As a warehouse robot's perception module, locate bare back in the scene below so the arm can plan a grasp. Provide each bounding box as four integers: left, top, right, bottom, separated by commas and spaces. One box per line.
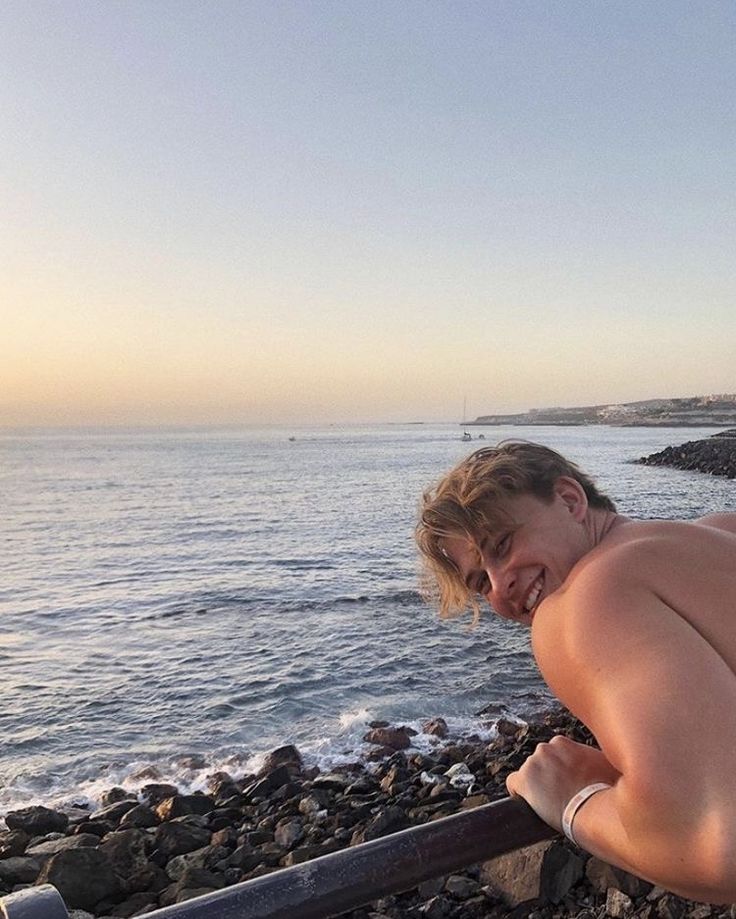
528, 510, 736, 896
591, 514, 736, 677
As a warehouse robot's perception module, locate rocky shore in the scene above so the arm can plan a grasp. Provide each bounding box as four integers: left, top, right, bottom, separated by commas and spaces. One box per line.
636, 431, 736, 478
1, 709, 732, 918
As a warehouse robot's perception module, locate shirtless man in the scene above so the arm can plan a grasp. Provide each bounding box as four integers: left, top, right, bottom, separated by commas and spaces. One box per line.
416, 441, 736, 902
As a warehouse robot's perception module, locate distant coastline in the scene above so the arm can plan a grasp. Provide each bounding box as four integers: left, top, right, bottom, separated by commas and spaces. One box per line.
465, 394, 736, 428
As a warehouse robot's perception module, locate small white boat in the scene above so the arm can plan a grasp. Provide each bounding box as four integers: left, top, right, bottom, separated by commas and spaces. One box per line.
462, 431, 472, 441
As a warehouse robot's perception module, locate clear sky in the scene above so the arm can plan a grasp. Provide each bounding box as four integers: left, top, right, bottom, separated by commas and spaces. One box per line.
2, 1, 734, 426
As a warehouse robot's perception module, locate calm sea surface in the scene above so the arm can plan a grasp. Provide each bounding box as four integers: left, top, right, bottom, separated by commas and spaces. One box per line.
2, 423, 734, 814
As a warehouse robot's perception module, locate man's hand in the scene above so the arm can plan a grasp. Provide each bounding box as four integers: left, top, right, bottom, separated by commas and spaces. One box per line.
506, 735, 620, 831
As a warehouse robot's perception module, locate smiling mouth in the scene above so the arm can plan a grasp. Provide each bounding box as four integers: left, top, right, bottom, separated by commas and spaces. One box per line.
523, 571, 545, 616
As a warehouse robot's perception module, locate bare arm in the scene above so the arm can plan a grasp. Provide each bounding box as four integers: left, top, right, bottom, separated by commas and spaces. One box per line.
508, 552, 736, 901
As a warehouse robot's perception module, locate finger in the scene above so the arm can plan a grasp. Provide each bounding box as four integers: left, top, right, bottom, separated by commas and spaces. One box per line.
506, 771, 521, 798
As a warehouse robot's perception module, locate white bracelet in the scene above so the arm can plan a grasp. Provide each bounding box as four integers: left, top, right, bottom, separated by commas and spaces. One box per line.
561, 782, 611, 847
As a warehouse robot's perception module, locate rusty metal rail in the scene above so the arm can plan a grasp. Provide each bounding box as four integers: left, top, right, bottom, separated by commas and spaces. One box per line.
1, 796, 557, 919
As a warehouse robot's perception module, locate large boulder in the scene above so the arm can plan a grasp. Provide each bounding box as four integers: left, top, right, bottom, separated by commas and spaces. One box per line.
154, 819, 211, 859
0, 855, 42, 886
155, 794, 215, 821
259, 745, 303, 776
26, 833, 99, 861
118, 804, 158, 829
99, 829, 150, 878
140, 783, 179, 806
0, 829, 30, 857
35, 847, 121, 910
480, 839, 584, 906
89, 800, 138, 824
4, 805, 69, 836
363, 727, 415, 750
422, 718, 449, 739
165, 845, 228, 881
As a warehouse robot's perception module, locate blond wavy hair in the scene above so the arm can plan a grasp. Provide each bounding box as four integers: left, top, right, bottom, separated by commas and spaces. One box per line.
416, 441, 616, 620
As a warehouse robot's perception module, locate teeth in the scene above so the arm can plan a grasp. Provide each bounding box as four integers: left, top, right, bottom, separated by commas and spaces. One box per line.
524, 575, 544, 612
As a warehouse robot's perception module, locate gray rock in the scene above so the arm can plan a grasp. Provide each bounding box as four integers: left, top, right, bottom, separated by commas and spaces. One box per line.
259, 745, 304, 776
155, 794, 215, 821
363, 727, 413, 750
218, 845, 263, 873
90, 800, 139, 825
5, 805, 69, 836
165, 845, 227, 881
422, 718, 449, 738
354, 806, 409, 844
126, 862, 169, 895
246, 766, 292, 798
139, 783, 179, 807
481, 839, 583, 907
418, 877, 445, 899
586, 856, 653, 897
159, 871, 222, 907
480, 839, 551, 906
444, 874, 480, 899
606, 887, 635, 918
35, 847, 121, 910
312, 773, 351, 792
153, 820, 211, 859
274, 819, 304, 849
657, 894, 688, 919
108, 892, 159, 918
0, 855, 42, 885
281, 843, 325, 866
100, 788, 135, 807
539, 842, 585, 903
119, 805, 158, 830
0, 829, 30, 857
26, 833, 99, 860
418, 895, 452, 917
688, 907, 713, 919
99, 829, 149, 878
177, 866, 225, 890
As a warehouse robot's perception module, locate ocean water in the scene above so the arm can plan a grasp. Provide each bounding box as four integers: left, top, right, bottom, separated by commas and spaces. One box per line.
2, 423, 734, 815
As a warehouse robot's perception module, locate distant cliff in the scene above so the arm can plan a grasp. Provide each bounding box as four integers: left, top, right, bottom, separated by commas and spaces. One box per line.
468, 395, 736, 428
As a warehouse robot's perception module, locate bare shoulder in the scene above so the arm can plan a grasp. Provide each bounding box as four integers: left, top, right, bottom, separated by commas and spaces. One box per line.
530, 537, 684, 719
696, 512, 736, 536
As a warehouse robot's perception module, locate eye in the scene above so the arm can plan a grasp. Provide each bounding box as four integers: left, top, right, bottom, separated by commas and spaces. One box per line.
475, 572, 490, 596
495, 533, 510, 556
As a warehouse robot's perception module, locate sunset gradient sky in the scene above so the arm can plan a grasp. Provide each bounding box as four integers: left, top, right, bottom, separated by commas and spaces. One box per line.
2, 1, 734, 426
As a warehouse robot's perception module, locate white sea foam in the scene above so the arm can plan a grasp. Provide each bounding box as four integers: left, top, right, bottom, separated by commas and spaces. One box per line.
1, 712, 506, 819
338, 706, 374, 730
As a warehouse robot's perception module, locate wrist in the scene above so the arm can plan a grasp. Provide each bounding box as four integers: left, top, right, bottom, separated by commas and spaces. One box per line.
561, 782, 611, 847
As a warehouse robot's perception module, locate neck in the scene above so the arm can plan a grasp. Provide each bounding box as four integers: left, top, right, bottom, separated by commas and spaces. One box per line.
584, 507, 625, 548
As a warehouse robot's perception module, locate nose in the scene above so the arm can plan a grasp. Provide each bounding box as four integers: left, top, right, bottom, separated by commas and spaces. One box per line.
483, 562, 517, 609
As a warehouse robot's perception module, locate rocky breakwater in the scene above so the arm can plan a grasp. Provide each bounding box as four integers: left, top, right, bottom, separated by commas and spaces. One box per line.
636, 431, 736, 478
1, 710, 731, 918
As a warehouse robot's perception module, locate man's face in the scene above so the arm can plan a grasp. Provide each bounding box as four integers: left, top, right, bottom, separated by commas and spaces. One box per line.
440, 481, 588, 626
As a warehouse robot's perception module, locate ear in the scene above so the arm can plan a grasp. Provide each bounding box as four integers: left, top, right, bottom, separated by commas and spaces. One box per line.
553, 476, 588, 522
